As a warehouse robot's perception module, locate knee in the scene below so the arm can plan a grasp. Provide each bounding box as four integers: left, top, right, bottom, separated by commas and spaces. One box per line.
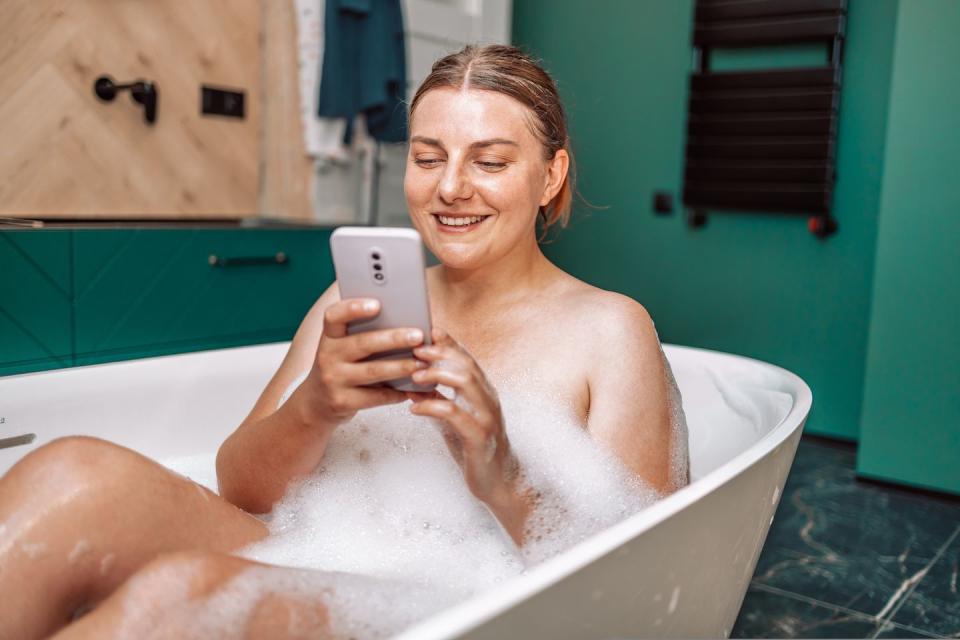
3, 436, 137, 493
116, 552, 332, 638
82, 551, 252, 636
126, 551, 249, 602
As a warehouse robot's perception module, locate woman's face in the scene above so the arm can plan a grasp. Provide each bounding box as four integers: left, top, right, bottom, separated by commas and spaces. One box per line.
405, 87, 566, 270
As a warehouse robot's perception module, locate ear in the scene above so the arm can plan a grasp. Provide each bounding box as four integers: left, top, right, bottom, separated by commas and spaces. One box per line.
539, 149, 570, 207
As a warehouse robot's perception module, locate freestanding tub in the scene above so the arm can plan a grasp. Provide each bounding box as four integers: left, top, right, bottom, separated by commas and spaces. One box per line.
0, 342, 810, 638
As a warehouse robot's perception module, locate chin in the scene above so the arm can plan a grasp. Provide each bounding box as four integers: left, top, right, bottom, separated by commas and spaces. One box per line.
432, 246, 486, 270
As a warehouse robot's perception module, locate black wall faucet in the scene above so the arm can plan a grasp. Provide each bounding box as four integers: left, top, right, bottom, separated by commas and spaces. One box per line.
94, 75, 158, 125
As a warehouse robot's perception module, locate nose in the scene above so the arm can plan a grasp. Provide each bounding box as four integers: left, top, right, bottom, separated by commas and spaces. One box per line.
437, 159, 474, 204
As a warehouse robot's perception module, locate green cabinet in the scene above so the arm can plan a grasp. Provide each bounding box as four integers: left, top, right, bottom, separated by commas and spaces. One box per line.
0, 227, 335, 375
0, 231, 73, 375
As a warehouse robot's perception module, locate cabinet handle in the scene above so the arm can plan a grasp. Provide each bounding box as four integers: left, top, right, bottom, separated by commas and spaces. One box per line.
0, 433, 36, 451
208, 252, 288, 267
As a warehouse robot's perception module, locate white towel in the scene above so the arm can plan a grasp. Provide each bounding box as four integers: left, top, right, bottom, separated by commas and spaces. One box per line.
295, 0, 350, 161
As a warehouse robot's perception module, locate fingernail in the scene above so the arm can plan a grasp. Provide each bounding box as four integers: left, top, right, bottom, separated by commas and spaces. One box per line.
412, 370, 426, 381
407, 329, 423, 343
363, 300, 379, 312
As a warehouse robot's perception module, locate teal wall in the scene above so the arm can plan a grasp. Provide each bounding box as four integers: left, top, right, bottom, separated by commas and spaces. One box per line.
856, 0, 960, 494
513, 0, 899, 440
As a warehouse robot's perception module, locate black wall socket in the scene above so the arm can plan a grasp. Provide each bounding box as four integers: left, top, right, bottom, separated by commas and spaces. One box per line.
201, 86, 245, 119
653, 191, 674, 215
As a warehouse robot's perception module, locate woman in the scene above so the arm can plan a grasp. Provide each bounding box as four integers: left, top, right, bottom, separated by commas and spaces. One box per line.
0, 45, 688, 639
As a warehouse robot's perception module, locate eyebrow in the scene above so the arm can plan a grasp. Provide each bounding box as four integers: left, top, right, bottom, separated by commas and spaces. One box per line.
410, 136, 519, 149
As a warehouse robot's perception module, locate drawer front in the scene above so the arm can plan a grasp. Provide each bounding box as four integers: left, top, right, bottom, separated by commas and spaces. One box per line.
0, 231, 73, 375
73, 228, 334, 362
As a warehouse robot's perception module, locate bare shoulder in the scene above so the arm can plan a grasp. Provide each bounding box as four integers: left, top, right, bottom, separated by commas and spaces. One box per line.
554, 280, 681, 493
554, 278, 660, 354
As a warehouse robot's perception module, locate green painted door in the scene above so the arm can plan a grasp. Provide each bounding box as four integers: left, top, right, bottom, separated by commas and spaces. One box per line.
857, 0, 960, 495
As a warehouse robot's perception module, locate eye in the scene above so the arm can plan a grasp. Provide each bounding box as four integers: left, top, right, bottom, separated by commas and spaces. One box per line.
476, 161, 508, 171
413, 158, 444, 168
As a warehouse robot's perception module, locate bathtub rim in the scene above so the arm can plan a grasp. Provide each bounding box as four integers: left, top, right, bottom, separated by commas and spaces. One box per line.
397, 343, 812, 640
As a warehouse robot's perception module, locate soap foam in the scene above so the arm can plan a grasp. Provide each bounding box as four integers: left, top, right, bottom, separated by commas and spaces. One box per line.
118, 561, 458, 640
162, 357, 690, 638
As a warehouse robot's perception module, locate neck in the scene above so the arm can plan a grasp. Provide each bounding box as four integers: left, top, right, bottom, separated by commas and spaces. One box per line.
431, 232, 554, 314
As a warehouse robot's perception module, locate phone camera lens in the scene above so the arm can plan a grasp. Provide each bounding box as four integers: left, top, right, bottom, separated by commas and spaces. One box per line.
373, 263, 382, 271
374, 272, 384, 281
371, 252, 381, 260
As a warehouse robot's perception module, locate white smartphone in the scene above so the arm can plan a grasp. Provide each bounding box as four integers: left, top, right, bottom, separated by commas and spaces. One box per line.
329, 226, 435, 393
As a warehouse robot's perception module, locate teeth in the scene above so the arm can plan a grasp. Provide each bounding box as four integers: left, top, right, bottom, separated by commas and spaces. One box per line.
437, 215, 486, 226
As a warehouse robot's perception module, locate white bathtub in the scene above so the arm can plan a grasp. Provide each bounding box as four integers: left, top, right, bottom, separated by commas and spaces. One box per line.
0, 342, 810, 638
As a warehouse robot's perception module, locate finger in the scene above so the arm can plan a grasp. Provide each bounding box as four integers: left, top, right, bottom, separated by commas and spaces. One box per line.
340, 357, 428, 386
411, 367, 490, 421
341, 327, 425, 362
322, 298, 380, 339
409, 366, 469, 391
410, 399, 486, 445
346, 386, 409, 411
414, 330, 476, 369
405, 389, 441, 402
411, 346, 484, 401
410, 342, 470, 366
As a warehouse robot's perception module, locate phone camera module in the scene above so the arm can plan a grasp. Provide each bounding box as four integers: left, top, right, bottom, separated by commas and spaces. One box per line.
374, 272, 384, 281
371, 252, 381, 260
373, 263, 382, 271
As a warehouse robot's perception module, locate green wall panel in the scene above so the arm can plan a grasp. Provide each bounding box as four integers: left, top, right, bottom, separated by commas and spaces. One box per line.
0, 228, 335, 376
513, 0, 899, 440
857, 0, 960, 494
0, 231, 73, 374
73, 229, 334, 362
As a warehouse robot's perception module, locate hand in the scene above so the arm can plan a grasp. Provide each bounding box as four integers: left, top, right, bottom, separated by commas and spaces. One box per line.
300, 298, 429, 426
406, 328, 523, 506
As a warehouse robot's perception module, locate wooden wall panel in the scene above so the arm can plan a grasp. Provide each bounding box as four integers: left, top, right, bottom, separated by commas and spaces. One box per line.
260, 0, 314, 222
0, 0, 261, 218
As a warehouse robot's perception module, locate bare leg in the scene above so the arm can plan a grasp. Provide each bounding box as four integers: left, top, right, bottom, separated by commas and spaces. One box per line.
51, 551, 331, 640
0, 437, 269, 640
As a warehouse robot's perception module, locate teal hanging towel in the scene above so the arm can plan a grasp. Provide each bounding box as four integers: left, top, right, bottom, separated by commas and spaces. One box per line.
317, 0, 408, 143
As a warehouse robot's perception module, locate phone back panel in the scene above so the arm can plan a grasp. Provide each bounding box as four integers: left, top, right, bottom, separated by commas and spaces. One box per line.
329, 227, 433, 391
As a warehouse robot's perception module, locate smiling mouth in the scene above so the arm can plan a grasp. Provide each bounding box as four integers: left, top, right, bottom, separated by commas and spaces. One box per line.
431, 214, 492, 232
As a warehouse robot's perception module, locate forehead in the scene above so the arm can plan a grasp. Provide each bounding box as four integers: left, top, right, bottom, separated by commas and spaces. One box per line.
409, 87, 537, 144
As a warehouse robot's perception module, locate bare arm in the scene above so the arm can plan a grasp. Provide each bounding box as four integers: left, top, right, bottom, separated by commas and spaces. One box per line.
406, 328, 535, 546
585, 296, 685, 495
217, 282, 430, 513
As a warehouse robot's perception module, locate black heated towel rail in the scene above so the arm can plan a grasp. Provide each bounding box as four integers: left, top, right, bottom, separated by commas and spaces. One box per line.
682, 0, 847, 237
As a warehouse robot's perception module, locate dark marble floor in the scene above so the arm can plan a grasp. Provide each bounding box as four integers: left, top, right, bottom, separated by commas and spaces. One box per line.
732, 436, 960, 639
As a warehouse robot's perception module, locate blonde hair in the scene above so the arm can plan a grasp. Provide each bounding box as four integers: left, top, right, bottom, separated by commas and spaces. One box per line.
409, 44, 575, 240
